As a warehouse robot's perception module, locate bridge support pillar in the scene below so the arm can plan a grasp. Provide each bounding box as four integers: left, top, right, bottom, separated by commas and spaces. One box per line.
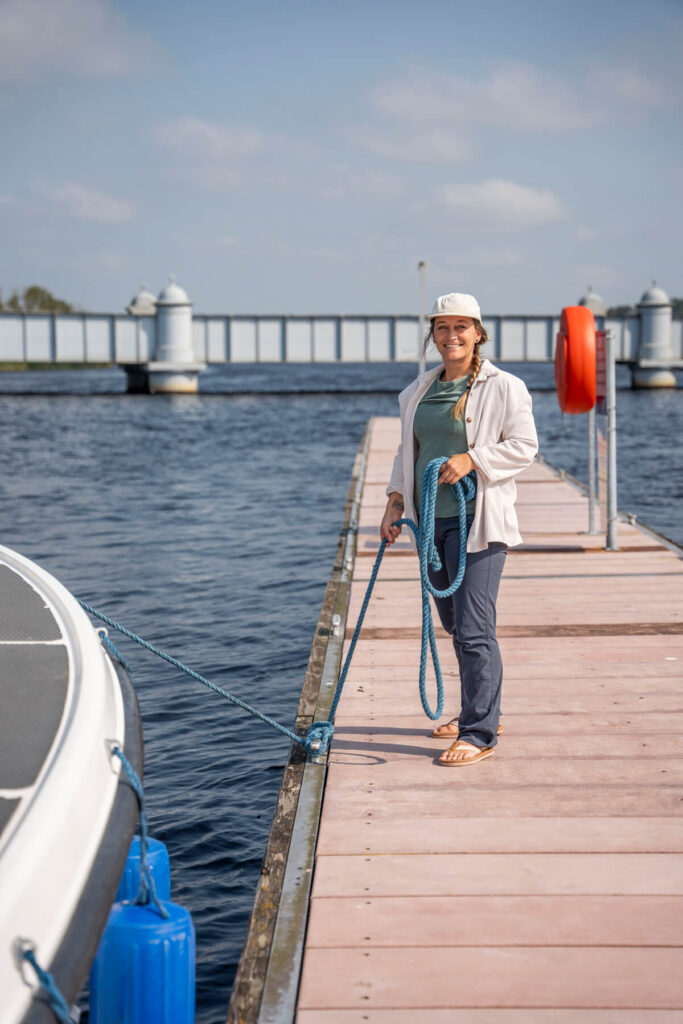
632, 281, 676, 388
146, 277, 205, 394
146, 363, 203, 394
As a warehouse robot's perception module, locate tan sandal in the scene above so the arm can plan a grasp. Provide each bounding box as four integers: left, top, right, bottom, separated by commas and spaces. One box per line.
431, 719, 503, 739
438, 740, 495, 767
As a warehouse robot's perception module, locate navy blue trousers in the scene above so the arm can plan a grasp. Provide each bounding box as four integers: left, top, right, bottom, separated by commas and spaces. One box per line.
427, 515, 507, 749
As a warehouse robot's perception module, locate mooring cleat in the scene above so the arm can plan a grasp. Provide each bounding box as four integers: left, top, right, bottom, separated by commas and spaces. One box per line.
304, 720, 334, 759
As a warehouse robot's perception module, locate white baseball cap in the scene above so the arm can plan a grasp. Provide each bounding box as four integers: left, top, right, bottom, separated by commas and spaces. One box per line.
428, 292, 481, 321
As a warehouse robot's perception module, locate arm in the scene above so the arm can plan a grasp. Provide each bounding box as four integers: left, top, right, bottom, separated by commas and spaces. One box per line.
380, 491, 405, 544
386, 443, 404, 497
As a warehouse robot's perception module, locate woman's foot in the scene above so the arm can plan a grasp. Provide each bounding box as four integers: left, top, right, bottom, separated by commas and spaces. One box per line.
431, 719, 503, 739
438, 740, 495, 766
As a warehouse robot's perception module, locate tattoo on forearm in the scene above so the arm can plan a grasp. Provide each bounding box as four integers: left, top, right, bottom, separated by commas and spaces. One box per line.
391, 500, 404, 511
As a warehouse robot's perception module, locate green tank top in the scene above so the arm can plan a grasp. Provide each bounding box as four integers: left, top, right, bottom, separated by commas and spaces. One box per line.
413, 373, 477, 518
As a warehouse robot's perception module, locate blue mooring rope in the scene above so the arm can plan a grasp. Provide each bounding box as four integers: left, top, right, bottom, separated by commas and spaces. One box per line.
324, 457, 474, 737
80, 456, 473, 759
111, 747, 169, 919
80, 603, 312, 752
20, 946, 73, 1024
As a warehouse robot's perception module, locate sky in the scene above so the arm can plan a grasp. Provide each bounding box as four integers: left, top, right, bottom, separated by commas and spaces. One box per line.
0, 0, 681, 315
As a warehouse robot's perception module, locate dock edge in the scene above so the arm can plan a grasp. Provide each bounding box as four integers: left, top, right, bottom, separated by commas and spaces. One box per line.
226, 419, 372, 1024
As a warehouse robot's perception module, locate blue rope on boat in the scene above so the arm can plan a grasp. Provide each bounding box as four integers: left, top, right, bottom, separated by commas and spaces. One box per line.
99, 630, 133, 676
21, 946, 73, 1024
112, 747, 169, 919
81, 456, 472, 759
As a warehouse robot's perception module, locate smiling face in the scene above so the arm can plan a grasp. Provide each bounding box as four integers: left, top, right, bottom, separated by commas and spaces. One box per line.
432, 315, 481, 380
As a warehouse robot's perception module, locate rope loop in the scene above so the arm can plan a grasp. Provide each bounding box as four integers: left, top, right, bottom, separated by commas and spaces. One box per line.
325, 457, 473, 723
112, 746, 169, 919
19, 945, 74, 1024
303, 720, 335, 756
98, 629, 133, 675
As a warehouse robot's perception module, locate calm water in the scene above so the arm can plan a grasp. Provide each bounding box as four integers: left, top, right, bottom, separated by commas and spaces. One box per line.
1, 362, 680, 1023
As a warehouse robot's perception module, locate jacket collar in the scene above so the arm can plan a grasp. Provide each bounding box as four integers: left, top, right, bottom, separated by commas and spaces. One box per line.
475, 358, 499, 383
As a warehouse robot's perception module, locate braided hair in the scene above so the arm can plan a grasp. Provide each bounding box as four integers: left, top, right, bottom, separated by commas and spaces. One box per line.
451, 343, 483, 420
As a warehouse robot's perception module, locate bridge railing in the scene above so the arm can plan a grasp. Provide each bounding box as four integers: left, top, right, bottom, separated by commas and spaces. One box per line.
0, 313, 155, 364
1, 312, 681, 364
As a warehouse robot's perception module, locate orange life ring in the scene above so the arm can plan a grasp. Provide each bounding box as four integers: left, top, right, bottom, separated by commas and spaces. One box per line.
555, 305, 596, 414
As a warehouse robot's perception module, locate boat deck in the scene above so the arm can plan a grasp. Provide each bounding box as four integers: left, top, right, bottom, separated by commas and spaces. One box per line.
296, 415, 683, 1022
0, 560, 68, 845
0, 546, 141, 1024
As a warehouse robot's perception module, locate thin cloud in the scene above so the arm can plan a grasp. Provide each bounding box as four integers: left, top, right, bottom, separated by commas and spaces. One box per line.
35, 181, 134, 223
371, 62, 590, 133
154, 115, 405, 202
154, 117, 273, 189
316, 163, 405, 203
351, 126, 474, 165
154, 118, 266, 161
361, 56, 679, 169
587, 64, 669, 112
0, 0, 163, 84
441, 179, 569, 227
68, 249, 129, 272
576, 224, 599, 243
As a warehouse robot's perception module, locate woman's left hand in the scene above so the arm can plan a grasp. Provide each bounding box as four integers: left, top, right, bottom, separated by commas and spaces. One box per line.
438, 452, 475, 486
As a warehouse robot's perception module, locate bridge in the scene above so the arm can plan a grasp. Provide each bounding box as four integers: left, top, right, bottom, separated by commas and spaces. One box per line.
0, 279, 679, 392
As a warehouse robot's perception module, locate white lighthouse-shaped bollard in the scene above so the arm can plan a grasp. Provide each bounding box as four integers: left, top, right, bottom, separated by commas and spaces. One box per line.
147, 276, 205, 394
632, 281, 676, 388
578, 285, 607, 319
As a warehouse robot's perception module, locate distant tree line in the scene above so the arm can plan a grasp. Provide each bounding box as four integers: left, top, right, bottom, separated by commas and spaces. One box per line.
0, 286, 75, 313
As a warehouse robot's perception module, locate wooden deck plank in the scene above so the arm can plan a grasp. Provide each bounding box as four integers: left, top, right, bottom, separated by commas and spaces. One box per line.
315, 816, 683, 854
298, 1012, 683, 1023
295, 417, 683, 1019
298, 947, 683, 1009
319, 786, 683, 818
305, 895, 683, 946
311, 853, 683, 896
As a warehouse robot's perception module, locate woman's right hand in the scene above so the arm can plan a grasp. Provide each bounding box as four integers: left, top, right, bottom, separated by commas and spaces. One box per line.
380, 492, 405, 544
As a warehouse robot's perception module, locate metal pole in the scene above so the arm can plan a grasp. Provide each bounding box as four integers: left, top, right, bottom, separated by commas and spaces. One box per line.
418, 260, 426, 377
587, 405, 597, 533
606, 328, 618, 550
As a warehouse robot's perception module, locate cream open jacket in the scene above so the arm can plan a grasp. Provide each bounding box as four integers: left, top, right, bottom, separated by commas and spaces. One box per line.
386, 359, 539, 553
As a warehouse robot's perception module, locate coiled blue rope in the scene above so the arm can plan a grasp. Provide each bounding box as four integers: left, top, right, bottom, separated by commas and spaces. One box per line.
314, 457, 474, 752
80, 456, 472, 759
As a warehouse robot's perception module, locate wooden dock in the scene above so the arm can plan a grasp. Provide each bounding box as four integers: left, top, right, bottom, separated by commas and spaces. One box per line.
295, 415, 683, 1022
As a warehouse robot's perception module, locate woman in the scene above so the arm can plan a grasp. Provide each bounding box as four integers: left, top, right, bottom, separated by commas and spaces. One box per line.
380, 292, 538, 766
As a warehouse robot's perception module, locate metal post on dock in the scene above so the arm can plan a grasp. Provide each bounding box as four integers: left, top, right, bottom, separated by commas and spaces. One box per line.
606, 328, 618, 550
418, 261, 426, 377
587, 405, 598, 533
